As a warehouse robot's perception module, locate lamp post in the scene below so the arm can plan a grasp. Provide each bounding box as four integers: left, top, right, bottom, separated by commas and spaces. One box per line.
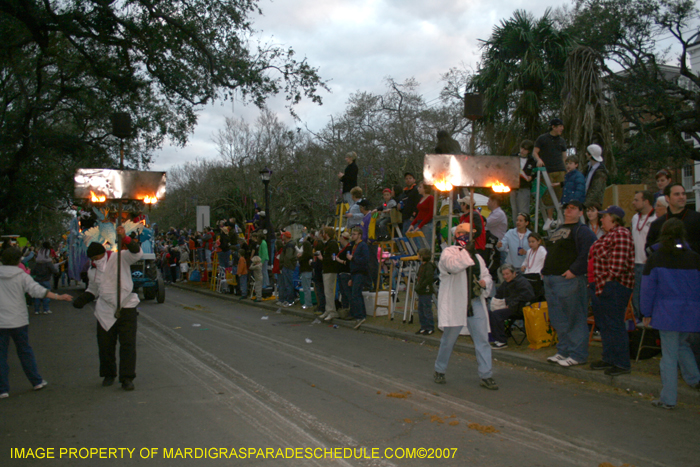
259, 167, 273, 261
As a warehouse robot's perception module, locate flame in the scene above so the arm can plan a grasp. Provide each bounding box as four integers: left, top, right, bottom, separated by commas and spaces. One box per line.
434, 178, 454, 192
142, 195, 158, 204
90, 191, 106, 203
490, 181, 511, 193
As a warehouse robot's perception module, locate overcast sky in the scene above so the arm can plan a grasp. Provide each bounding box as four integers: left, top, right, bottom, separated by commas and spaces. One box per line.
149, 0, 569, 171
149, 0, 692, 173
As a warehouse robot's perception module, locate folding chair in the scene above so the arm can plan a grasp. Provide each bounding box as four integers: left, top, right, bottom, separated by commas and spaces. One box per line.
503, 303, 528, 346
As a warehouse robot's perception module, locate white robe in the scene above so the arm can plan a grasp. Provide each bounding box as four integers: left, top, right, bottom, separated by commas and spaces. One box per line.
86, 248, 142, 331
437, 246, 493, 332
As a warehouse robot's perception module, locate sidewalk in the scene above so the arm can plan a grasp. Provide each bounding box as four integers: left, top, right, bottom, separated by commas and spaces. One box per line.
170, 281, 700, 405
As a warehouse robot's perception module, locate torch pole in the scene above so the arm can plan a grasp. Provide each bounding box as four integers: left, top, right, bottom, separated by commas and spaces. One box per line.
116, 139, 124, 319
469, 188, 474, 243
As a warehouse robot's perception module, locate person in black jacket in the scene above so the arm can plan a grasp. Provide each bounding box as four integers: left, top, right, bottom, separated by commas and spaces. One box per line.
338, 152, 359, 204
646, 183, 700, 255
396, 172, 422, 234
510, 139, 536, 225
488, 264, 535, 348
415, 248, 436, 335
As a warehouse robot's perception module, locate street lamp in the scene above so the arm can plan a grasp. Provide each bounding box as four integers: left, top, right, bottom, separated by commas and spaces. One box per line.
259, 168, 273, 279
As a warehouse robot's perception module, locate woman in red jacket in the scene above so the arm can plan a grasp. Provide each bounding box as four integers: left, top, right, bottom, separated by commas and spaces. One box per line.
407, 182, 434, 247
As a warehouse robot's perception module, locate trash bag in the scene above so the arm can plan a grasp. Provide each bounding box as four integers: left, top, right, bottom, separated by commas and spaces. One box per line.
523, 301, 557, 349
189, 269, 201, 282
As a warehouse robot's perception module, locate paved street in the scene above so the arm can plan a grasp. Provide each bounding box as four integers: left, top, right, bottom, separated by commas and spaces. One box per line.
2, 286, 699, 466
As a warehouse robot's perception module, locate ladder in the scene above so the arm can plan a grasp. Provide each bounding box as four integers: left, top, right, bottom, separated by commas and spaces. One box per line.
532, 167, 564, 233
372, 240, 396, 318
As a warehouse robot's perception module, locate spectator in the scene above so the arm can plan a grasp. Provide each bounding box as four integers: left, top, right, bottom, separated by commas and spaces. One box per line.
218, 226, 231, 270
311, 238, 325, 314
237, 248, 248, 299
338, 152, 359, 204
298, 232, 314, 310
375, 188, 397, 240
542, 200, 597, 368
358, 199, 378, 290
560, 155, 586, 205
30, 251, 58, 315
344, 186, 364, 230
641, 218, 700, 409
272, 233, 283, 298
485, 195, 508, 243
588, 206, 636, 376
630, 190, 656, 322
414, 248, 435, 335
1, 247, 72, 399
347, 226, 369, 329
510, 139, 536, 225
319, 227, 340, 321
522, 233, 547, 275
433, 223, 498, 390
202, 227, 213, 269
396, 172, 422, 234
533, 118, 567, 231
277, 231, 297, 307
336, 231, 353, 314
654, 196, 668, 219
653, 169, 672, 203
72, 227, 143, 391
488, 264, 536, 349
585, 201, 605, 239
250, 256, 263, 302
257, 233, 270, 289
647, 183, 700, 255
497, 213, 532, 270
583, 144, 608, 207
407, 182, 435, 247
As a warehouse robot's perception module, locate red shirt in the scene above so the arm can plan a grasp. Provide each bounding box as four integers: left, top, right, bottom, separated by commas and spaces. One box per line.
459, 211, 487, 250
589, 225, 635, 295
410, 195, 434, 229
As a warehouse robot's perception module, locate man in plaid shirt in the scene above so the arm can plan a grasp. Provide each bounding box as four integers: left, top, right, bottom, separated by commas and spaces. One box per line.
588, 205, 636, 376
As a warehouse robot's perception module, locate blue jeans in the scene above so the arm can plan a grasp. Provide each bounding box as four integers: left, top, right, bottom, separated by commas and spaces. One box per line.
419, 222, 433, 250
239, 274, 248, 297
435, 299, 492, 379
0, 326, 43, 393
590, 281, 632, 369
350, 273, 367, 319
281, 267, 295, 304
338, 273, 351, 309
300, 271, 313, 306
261, 260, 270, 288
218, 251, 230, 270
632, 263, 644, 321
33, 280, 51, 313
544, 275, 589, 362
417, 294, 434, 331
659, 331, 700, 406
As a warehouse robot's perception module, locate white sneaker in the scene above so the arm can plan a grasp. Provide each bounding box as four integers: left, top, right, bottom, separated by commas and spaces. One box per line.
33, 380, 48, 391
0, 392, 8, 399
324, 312, 339, 321
547, 353, 566, 364
319, 311, 329, 320
543, 218, 553, 231
558, 357, 585, 367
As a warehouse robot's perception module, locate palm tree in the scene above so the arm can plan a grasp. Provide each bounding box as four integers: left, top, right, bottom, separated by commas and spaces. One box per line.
470, 9, 574, 151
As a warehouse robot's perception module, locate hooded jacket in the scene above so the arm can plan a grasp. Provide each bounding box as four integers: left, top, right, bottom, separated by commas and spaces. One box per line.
0, 266, 50, 328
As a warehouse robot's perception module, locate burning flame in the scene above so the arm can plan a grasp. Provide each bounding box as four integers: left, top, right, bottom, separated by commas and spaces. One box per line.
434, 178, 454, 192
90, 191, 106, 203
142, 195, 158, 204
490, 181, 511, 193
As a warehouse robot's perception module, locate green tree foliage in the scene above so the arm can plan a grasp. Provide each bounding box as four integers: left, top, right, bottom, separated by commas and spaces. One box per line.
0, 0, 326, 238
567, 0, 700, 170
470, 9, 574, 152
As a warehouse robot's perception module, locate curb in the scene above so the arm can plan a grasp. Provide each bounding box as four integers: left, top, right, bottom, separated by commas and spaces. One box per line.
168, 283, 700, 405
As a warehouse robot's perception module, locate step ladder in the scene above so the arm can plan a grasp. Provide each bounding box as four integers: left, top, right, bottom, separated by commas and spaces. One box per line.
532, 167, 564, 233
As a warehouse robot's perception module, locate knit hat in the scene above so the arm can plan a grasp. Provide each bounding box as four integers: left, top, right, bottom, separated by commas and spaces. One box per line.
283, 231, 292, 239
549, 118, 564, 127
86, 242, 106, 258
586, 144, 603, 162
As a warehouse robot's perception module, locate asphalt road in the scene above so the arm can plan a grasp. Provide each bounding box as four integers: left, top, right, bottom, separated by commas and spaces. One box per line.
2, 286, 698, 466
